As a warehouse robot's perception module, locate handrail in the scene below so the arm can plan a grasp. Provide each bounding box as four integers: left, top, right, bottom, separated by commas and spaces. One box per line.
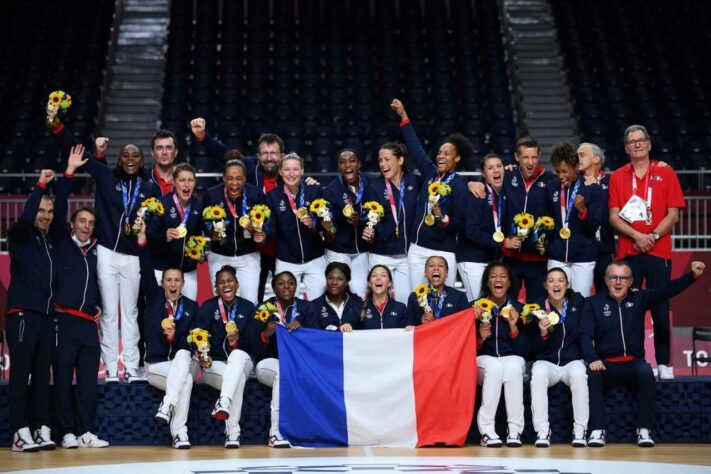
96, 0, 124, 132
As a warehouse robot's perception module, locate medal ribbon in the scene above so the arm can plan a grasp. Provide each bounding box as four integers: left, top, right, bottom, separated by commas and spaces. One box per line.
166, 299, 184, 321
342, 174, 364, 205
218, 298, 238, 324
223, 188, 248, 219
121, 177, 142, 226
284, 184, 304, 214
172, 193, 192, 227
560, 178, 581, 228
385, 177, 406, 232
545, 297, 568, 324
276, 300, 297, 324
631, 163, 654, 223
486, 184, 502, 233
428, 289, 447, 319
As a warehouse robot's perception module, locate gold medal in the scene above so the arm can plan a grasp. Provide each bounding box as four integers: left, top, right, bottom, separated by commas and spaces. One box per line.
493, 230, 505, 243
161, 317, 174, 329
546, 312, 560, 326
559, 227, 571, 240
296, 207, 309, 219
238, 215, 250, 229
176, 224, 187, 238
342, 204, 354, 218
225, 321, 237, 333
124, 222, 132, 236
424, 214, 436, 226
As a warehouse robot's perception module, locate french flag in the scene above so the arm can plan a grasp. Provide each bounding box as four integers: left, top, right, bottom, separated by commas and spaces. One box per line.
276, 309, 477, 447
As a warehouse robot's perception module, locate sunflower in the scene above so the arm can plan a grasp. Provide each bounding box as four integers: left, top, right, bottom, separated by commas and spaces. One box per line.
187, 328, 209, 344
252, 211, 265, 223
474, 298, 495, 312
535, 216, 554, 230
428, 182, 441, 195
514, 212, 534, 229
255, 309, 270, 322
522, 303, 540, 316
363, 201, 383, 215
185, 247, 201, 260
49, 91, 62, 105
415, 284, 429, 298
194, 236, 207, 246
309, 199, 327, 213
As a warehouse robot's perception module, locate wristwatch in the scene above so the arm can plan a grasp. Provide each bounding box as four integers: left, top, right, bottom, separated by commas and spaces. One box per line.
652, 232, 661, 240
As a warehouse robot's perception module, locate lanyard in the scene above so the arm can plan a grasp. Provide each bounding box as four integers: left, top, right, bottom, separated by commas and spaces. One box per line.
493, 298, 511, 317
428, 289, 447, 319
172, 193, 192, 226
560, 178, 581, 227
277, 300, 297, 324
631, 164, 654, 220
342, 174, 364, 205
223, 188, 248, 219
385, 176, 406, 230
486, 184, 502, 232
431, 172, 455, 187
545, 297, 568, 323
218, 298, 238, 324
166, 299, 184, 321
284, 184, 304, 214
121, 177, 141, 224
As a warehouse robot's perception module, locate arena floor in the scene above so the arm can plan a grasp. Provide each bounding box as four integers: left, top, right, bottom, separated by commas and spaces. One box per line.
2, 445, 710, 473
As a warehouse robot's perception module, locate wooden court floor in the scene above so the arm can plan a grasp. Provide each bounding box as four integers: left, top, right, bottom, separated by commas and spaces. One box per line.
1, 445, 710, 472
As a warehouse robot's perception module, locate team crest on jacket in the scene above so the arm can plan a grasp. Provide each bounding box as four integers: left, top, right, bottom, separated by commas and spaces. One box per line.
625, 301, 634, 308
552, 191, 559, 203
365, 308, 373, 319
446, 303, 453, 308
321, 306, 329, 318
511, 176, 518, 187
170, 206, 178, 219
279, 200, 286, 212
603, 303, 611, 317
538, 182, 546, 188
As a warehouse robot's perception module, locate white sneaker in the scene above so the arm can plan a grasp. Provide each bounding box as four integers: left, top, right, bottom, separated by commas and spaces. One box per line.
12, 427, 41, 452
535, 429, 551, 448
506, 430, 522, 447
658, 364, 674, 380
225, 432, 240, 449
125, 368, 147, 384
33, 425, 56, 450
61, 433, 79, 449
155, 401, 174, 424
588, 429, 606, 447
78, 432, 109, 448
269, 431, 292, 448
212, 396, 231, 421
172, 433, 191, 449
572, 425, 587, 447
637, 428, 655, 447
479, 432, 503, 448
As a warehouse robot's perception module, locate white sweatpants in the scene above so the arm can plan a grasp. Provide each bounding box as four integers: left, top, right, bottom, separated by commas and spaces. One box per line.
407, 243, 457, 289
368, 253, 410, 304
477, 355, 525, 436
208, 251, 261, 304
530, 359, 589, 435
153, 269, 198, 301
145, 349, 193, 438
325, 250, 370, 298
276, 256, 326, 300
457, 261, 488, 301
97, 245, 141, 375
195, 351, 255, 436
255, 358, 280, 436
547, 260, 596, 297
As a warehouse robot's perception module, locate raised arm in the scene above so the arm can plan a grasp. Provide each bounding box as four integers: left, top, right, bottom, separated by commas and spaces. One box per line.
391, 99, 437, 176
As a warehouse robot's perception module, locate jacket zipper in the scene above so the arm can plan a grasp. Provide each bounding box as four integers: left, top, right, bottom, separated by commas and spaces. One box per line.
618, 303, 627, 356
557, 322, 566, 365
43, 234, 53, 314
80, 250, 89, 312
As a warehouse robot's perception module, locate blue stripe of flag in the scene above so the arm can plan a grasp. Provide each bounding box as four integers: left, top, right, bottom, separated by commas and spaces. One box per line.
276, 325, 348, 447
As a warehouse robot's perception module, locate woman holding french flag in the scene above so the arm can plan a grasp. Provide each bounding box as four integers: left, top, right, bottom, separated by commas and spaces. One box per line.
473, 261, 527, 448
249, 271, 311, 448
359, 265, 408, 330
146, 163, 203, 300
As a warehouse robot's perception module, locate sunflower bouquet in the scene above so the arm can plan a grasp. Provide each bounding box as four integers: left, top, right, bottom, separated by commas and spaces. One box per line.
521, 303, 542, 325
187, 327, 211, 368
533, 216, 555, 255
362, 201, 384, 229
248, 204, 271, 233
184, 235, 207, 261
513, 212, 535, 238
254, 302, 279, 324
473, 298, 495, 324
425, 181, 452, 225
45, 90, 72, 127
309, 198, 332, 223
414, 284, 434, 314
203, 205, 227, 243
132, 197, 165, 234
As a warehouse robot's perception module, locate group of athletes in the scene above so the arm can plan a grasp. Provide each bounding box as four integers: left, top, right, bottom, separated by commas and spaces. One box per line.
6, 99, 706, 452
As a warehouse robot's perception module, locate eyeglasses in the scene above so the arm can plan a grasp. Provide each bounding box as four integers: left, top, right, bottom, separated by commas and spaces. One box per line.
625, 138, 649, 146
154, 145, 175, 152
606, 275, 633, 282
259, 151, 281, 158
